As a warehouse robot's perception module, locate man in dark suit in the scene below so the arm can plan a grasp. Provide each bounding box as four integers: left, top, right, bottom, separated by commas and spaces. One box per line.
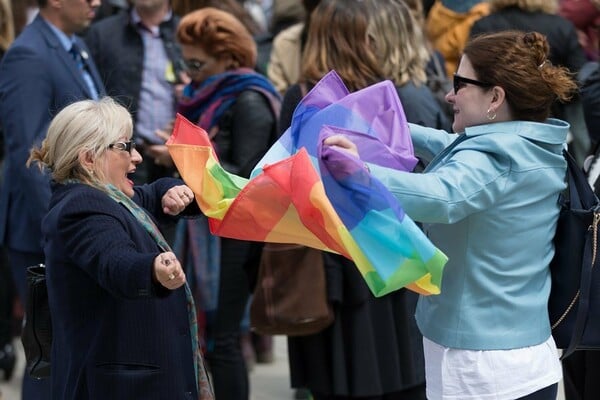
0, 0, 105, 397
85, 0, 184, 186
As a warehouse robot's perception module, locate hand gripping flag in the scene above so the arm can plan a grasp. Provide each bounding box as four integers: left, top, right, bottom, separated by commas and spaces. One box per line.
167, 70, 447, 297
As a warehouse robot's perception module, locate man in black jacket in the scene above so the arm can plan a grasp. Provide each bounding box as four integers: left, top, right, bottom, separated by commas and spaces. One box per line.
85, 0, 185, 185
0, 0, 106, 397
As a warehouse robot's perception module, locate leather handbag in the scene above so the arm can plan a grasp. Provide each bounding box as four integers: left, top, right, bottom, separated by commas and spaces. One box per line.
21, 264, 52, 378
549, 150, 600, 359
250, 243, 334, 336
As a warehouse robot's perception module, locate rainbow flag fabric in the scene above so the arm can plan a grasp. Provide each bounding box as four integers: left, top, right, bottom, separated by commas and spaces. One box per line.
167, 70, 447, 297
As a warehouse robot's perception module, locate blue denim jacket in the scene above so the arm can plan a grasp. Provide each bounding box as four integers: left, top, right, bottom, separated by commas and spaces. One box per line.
371, 119, 569, 350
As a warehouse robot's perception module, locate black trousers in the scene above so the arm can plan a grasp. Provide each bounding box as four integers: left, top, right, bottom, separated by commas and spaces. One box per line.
563, 351, 600, 400
312, 382, 426, 399
0, 247, 13, 346
517, 383, 558, 400
207, 238, 253, 400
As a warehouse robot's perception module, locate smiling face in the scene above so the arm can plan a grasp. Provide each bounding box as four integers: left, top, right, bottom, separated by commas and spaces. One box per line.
98, 138, 142, 198
445, 55, 495, 134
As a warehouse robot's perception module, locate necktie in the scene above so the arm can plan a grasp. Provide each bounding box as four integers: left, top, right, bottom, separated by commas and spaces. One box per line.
69, 43, 87, 71
69, 43, 99, 100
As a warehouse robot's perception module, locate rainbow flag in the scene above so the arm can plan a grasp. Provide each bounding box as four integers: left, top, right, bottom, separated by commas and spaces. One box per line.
167, 70, 447, 297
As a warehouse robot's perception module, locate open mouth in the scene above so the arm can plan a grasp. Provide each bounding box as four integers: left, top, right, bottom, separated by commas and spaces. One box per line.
126, 170, 136, 186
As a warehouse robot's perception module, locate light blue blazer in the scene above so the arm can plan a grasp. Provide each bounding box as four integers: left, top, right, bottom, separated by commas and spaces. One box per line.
371, 119, 569, 350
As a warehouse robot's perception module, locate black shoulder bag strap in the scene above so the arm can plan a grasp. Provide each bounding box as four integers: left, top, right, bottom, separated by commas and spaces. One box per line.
561, 150, 600, 359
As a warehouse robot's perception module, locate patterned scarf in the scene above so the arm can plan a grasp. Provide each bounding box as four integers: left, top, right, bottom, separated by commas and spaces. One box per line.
104, 184, 214, 400
177, 67, 281, 132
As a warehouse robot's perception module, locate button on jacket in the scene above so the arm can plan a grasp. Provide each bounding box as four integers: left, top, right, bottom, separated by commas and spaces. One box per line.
42, 179, 198, 399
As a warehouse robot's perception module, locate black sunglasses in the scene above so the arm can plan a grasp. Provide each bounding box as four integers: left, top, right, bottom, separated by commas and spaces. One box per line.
453, 74, 492, 94
181, 59, 207, 73
108, 141, 136, 154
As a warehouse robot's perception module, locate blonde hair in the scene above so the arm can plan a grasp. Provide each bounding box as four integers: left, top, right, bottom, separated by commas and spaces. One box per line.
366, 0, 429, 86
489, 0, 558, 14
28, 97, 133, 185
0, 0, 14, 52
401, 0, 425, 27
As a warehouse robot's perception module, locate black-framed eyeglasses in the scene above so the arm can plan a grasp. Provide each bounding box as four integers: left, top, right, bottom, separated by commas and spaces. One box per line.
453, 74, 492, 94
108, 141, 136, 154
181, 59, 207, 73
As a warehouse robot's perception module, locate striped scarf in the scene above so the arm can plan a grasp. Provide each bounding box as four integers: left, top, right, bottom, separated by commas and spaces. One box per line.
177, 67, 281, 133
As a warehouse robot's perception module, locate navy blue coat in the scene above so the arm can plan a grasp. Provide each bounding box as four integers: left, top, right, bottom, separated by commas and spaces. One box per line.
42, 180, 198, 400
0, 14, 106, 253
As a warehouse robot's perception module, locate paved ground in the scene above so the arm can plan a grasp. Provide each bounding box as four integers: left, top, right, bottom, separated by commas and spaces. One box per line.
0, 335, 565, 400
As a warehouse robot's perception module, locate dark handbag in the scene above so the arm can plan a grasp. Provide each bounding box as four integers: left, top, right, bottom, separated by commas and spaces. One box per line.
250, 243, 334, 336
21, 264, 52, 378
549, 150, 600, 359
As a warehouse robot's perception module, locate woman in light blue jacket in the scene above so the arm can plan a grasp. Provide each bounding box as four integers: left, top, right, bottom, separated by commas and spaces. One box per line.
325, 30, 577, 400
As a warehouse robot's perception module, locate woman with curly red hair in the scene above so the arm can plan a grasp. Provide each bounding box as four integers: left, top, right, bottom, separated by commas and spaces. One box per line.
175, 8, 281, 400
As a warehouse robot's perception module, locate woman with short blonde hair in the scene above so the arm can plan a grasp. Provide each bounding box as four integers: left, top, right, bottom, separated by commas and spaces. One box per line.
27, 97, 213, 400
30, 97, 132, 185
